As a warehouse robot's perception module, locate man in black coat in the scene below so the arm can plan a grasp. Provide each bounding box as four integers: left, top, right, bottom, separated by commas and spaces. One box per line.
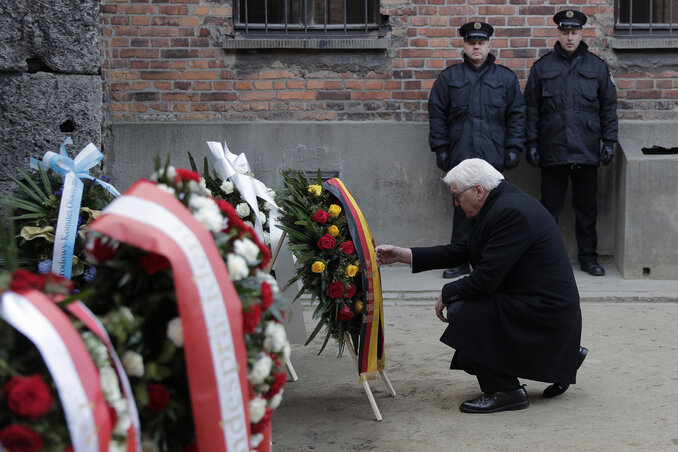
524, 9, 618, 277
428, 21, 526, 280
376, 158, 586, 413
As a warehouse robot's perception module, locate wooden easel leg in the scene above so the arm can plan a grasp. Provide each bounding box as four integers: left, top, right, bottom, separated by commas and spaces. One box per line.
343, 332, 384, 421
379, 370, 397, 397
286, 359, 299, 382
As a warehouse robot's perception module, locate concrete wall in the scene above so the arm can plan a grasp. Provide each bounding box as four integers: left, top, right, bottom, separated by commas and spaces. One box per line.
106, 121, 616, 258
615, 120, 678, 279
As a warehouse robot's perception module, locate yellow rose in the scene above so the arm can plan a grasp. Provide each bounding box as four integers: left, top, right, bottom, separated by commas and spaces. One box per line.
311, 261, 326, 273
308, 185, 322, 197
354, 260, 361, 269
354, 300, 364, 314
328, 225, 339, 237
345, 264, 358, 278
328, 204, 342, 219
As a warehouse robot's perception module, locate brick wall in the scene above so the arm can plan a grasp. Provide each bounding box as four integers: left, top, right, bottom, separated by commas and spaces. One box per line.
100, 0, 678, 123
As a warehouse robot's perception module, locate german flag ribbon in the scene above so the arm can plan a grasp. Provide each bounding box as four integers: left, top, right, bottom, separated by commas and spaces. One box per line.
324, 178, 385, 384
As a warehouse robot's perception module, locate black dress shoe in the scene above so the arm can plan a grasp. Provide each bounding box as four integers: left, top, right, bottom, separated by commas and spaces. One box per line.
580, 262, 605, 276
459, 387, 529, 413
443, 264, 470, 279
543, 346, 588, 398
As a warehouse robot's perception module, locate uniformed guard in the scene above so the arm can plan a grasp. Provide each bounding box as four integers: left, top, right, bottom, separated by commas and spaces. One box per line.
524, 9, 618, 278
428, 21, 526, 279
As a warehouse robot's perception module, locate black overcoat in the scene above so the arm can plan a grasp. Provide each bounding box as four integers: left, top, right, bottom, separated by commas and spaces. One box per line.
411, 181, 582, 384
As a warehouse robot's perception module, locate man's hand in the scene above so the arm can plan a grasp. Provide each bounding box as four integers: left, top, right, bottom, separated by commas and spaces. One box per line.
435, 294, 448, 323
526, 147, 540, 167
600, 143, 615, 166
504, 150, 519, 170
435, 150, 450, 172
375, 245, 411, 267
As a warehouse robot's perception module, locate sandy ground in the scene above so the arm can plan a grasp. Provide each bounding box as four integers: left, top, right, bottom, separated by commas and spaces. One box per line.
271, 302, 678, 451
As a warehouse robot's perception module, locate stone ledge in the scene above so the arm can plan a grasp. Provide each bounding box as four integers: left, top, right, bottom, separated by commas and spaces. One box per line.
222, 37, 389, 50
610, 37, 678, 49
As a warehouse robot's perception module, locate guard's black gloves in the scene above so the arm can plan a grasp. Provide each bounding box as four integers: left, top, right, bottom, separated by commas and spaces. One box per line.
600, 142, 615, 166
504, 150, 519, 170
435, 150, 451, 172
526, 147, 540, 167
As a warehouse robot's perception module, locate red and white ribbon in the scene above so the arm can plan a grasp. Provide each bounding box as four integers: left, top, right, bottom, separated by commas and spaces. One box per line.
0, 290, 113, 452
89, 181, 250, 452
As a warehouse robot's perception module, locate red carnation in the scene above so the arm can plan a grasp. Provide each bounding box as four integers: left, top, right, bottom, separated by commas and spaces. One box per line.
328, 281, 345, 299
146, 383, 170, 412
0, 424, 43, 452
257, 241, 272, 270
311, 209, 330, 224
337, 305, 354, 322
243, 304, 262, 334
174, 168, 201, 183
251, 407, 273, 434
85, 236, 117, 264
344, 283, 357, 299
9, 270, 45, 293
3, 375, 54, 420
260, 281, 273, 310
339, 241, 355, 255
317, 234, 336, 251
139, 252, 171, 275
265, 372, 287, 399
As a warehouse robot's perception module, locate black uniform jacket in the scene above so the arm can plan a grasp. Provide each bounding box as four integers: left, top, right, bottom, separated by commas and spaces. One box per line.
524, 42, 618, 166
411, 181, 582, 384
428, 54, 526, 171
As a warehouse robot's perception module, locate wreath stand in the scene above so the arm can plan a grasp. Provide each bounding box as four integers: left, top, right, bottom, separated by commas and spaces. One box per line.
343, 332, 396, 421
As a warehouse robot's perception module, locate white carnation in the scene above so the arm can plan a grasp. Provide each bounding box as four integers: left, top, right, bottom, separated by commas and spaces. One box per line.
112, 399, 132, 435
268, 389, 284, 410
249, 396, 267, 423
166, 317, 184, 347
250, 433, 264, 448
249, 354, 273, 385
155, 183, 176, 196
122, 350, 145, 377
220, 180, 235, 194
227, 254, 250, 281
236, 202, 251, 218
234, 238, 260, 264
165, 166, 177, 179
109, 441, 127, 452
100, 366, 122, 401
263, 322, 288, 353
189, 195, 223, 232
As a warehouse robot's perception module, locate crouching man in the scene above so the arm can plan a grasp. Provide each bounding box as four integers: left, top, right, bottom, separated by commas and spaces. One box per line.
376, 158, 587, 413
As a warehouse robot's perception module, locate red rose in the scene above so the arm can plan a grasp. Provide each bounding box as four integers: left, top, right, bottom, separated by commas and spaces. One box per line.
0, 424, 43, 452
139, 252, 171, 275
3, 375, 53, 420
243, 304, 262, 334
174, 168, 201, 183
310, 209, 330, 224
344, 283, 357, 299
146, 383, 170, 412
251, 407, 273, 434
85, 236, 117, 264
339, 241, 355, 255
337, 305, 354, 322
9, 270, 45, 293
260, 282, 273, 310
317, 234, 336, 251
265, 372, 287, 399
328, 281, 344, 299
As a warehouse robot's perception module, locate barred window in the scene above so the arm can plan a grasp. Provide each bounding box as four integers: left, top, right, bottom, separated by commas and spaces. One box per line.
615, 0, 677, 35
235, 0, 380, 35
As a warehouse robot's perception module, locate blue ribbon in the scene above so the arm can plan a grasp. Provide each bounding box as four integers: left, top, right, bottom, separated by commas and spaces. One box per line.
30, 138, 120, 279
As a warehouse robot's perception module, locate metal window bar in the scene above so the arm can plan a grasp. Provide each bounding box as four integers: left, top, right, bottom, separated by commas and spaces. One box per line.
616, 0, 677, 35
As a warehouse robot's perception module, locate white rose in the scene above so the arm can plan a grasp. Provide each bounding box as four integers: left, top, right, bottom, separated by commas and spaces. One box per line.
122, 350, 145, 377
249, 396, 267, 423
165, 166, 177, 179
187, 180, 200, 193
227, 254, 250, 281
249, 354, 273, 385
268, 389, 284, 410
166, 317, 184, 347
250, 433, 264, 448
99, 366, 122, 401
236, 202, 251, 218
257, 210, 267, 225
234, 238, 260, 264
263, 322, 288, 353
220, 180, 234, 194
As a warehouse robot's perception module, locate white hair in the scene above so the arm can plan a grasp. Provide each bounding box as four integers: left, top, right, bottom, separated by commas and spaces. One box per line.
443, 158, 504, 190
